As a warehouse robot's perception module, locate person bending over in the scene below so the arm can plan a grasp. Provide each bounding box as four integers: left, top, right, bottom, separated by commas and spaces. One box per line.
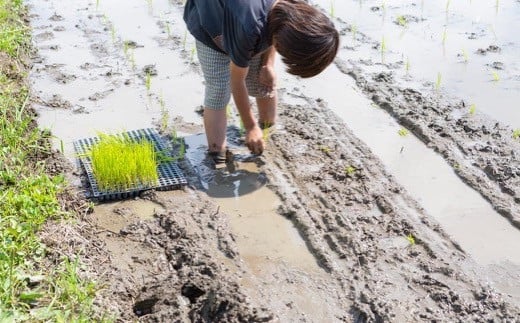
184, 0, 339, 161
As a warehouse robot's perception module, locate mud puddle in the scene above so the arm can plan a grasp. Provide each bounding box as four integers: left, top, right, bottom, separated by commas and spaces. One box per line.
184, 134, 346, 321
89, 199, 165, 233
311, 0, 520, 127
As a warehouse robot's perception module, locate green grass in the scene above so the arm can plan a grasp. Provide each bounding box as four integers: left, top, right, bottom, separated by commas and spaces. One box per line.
512, 129, 520, 140
1, 1, 107, 320
89, 134, 159, 192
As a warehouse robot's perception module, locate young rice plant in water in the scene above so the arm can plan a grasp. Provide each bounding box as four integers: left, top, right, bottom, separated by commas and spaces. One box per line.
90, 134, 158, 191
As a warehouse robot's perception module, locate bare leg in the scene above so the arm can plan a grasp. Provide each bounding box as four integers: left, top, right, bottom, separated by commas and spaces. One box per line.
203, 107, 227, 153
256, 93, 277, 127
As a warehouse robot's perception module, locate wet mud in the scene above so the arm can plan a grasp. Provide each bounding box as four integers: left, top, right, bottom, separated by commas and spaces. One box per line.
27, 0, 520, 321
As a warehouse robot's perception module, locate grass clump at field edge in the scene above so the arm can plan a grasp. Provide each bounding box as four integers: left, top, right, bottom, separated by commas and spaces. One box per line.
0, 0, 107, 321
90, 134, 159, 191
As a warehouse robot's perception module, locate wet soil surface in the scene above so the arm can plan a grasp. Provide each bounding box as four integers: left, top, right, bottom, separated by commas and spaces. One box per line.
28, 0, 520, 321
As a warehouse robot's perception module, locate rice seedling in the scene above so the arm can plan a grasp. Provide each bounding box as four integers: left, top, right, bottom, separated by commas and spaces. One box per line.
398, 128, 409, 137
171, 127, 178, 144
462, 49, 469, 63
96, 0, 100, 10
102, 14, 109, 26
442, 28, 447, 46
123, 40, 129, 57
330, 0, 335, 19
178, 140, 186, 160
405, 57, 410, 75
381, 36, 386, 62
60, 139, 64, 154
445, 0, 451, 13
491, 70, 500, 82
159, 94, 169, 132
183, 30, 188, 50
351, 24, 357, 40
165, 22, 172, 38
320, 145, 331, 153
190, 45, 196, 63
145, 71, 152, 92
345, 166, 356, 176
89, 133, 159, 191
469, 103, 476, 115
262, 124, 271, 142
129, 49, 136, 70
396, 15, 407, 27
110, 25, 116, 44
435, 72, 442, 91
406, 234, 416, 245
512, 129, 520, 140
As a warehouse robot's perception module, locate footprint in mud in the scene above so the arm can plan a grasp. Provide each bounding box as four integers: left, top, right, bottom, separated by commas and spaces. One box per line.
34, 31, 54, 41
36, 94, 72, 109
49, 13, 64, 22
88, 88, 114, 101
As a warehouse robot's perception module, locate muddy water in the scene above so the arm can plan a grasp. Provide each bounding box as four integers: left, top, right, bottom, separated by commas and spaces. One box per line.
183, 134, 346, 321
90, 199, 165, 233
311, 0, 520, 128
29, 0, 203, 157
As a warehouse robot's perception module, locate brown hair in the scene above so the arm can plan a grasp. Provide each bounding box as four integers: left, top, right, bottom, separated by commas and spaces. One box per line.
268, 0, 339, 78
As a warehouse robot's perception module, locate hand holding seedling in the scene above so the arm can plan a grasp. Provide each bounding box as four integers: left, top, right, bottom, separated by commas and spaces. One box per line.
245, 125, 265, 155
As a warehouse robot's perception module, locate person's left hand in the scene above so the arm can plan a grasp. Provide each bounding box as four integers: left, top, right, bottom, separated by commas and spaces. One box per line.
245, 125, 265, 155
258, 65, 277, 97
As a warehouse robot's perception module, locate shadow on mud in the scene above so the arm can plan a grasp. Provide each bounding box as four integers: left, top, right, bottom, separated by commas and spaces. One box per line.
183, 133, 268, 199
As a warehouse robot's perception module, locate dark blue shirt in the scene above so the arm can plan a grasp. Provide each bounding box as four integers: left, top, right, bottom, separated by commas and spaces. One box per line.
184, 0, 275, 67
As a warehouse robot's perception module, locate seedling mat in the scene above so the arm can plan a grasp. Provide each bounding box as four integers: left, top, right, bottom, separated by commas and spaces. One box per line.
74, 128, 187, 201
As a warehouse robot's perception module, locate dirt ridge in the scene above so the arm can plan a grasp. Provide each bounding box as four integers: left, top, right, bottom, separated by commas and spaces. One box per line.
335, 58, 520, 229
261, 99, 520, 321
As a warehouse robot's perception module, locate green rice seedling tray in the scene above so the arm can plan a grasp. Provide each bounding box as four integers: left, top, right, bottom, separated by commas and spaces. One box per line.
74, 128, 187, 201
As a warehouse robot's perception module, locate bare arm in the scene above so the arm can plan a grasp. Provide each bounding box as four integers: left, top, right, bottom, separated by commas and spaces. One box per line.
259, 46, 277, 91
230, 61, 264, 154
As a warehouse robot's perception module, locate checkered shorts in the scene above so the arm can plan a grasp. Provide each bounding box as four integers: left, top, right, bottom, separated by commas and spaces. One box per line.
196, 40, 273, 110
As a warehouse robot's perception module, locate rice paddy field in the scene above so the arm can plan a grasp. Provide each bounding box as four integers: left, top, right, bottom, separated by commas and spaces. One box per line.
2, 0, 520, 321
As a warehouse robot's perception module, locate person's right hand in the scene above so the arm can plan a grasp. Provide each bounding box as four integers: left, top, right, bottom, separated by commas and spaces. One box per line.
245, 125, 265, 155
